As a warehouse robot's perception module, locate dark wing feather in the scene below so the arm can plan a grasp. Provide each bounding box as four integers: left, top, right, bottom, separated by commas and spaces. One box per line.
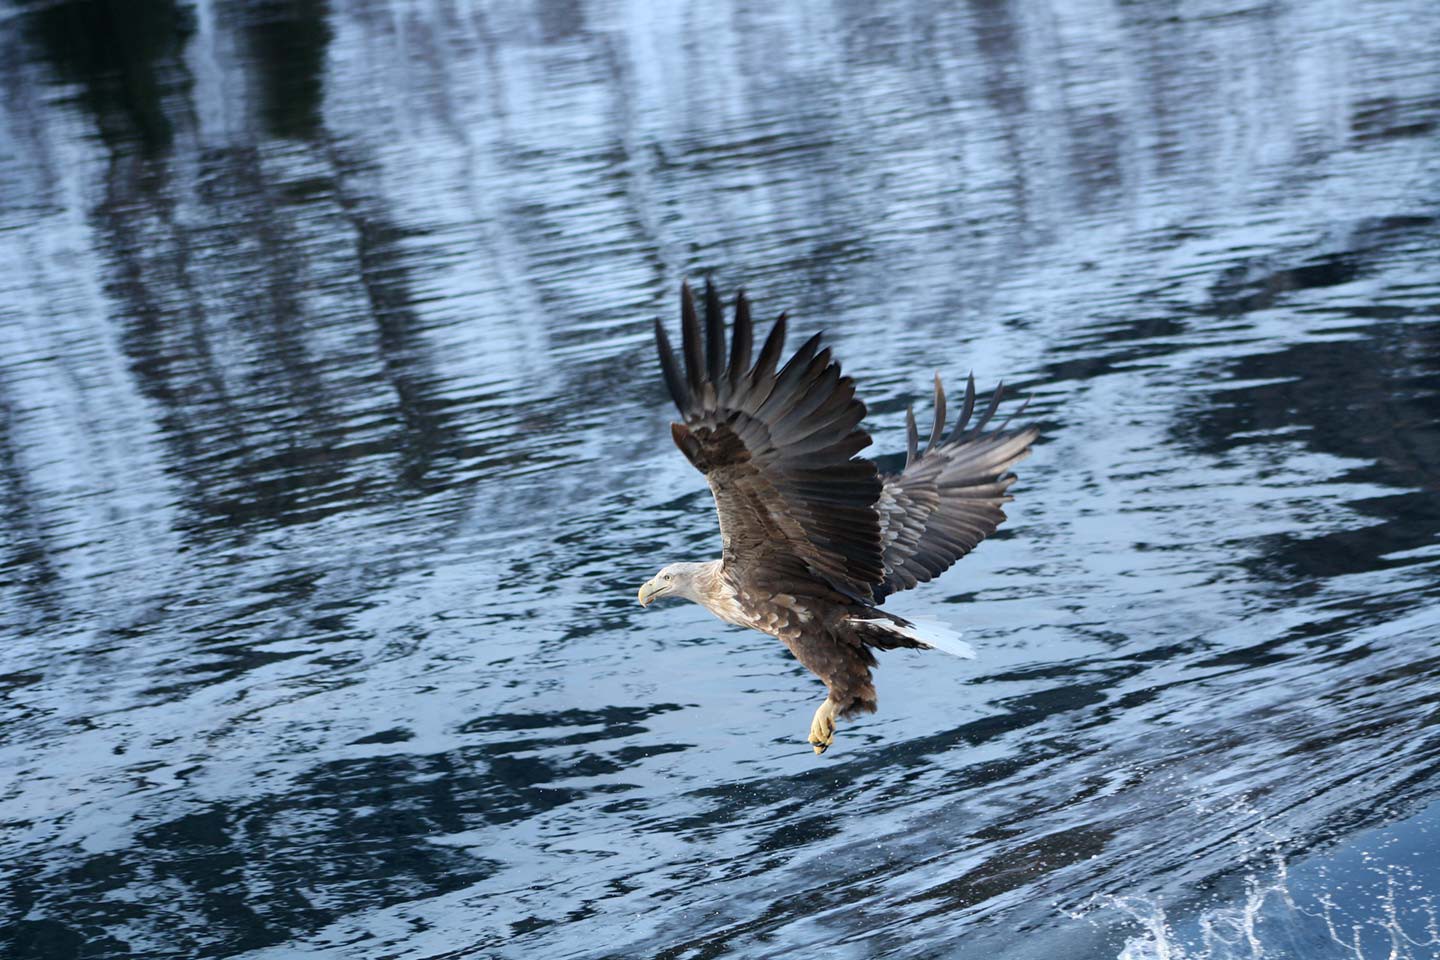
874, 373, 1038, 603
655, 281, 885, 602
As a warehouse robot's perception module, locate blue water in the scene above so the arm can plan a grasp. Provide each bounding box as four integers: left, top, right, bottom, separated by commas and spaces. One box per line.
1, 1, 1438, 958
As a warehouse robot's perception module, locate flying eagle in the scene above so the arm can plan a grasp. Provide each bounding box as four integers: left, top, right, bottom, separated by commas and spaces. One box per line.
638, 282, 1038, 754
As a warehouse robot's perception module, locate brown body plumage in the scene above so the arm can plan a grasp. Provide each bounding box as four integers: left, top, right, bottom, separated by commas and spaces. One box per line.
637, 281, 1038, 754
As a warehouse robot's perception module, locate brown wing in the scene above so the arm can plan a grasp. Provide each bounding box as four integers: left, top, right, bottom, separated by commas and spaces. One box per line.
873, 374, 1038, 603
654, 281, 884, 602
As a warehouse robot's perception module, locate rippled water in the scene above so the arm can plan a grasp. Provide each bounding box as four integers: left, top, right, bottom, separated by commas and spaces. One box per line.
2, 1, 1438, 958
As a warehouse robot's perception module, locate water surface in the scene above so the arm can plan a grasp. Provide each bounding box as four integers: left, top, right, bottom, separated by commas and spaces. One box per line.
1, 1, 1438, 958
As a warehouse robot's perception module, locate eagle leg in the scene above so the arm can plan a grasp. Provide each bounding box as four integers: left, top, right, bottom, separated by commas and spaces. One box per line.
808, 697, 840, 755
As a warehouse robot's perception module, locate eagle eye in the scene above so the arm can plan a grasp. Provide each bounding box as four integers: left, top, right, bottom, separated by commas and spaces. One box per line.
663, 574, 672, 581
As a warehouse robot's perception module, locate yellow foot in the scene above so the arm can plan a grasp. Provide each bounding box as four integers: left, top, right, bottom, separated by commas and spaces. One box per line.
808, 698, 837, 755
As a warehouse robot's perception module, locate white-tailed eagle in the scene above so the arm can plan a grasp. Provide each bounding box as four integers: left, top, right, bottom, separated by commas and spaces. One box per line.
638, 281, 1037, 754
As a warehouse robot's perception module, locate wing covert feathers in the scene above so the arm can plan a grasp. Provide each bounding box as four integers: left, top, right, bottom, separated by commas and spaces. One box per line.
655, 281, 884, 601
875, 373, 1038, 603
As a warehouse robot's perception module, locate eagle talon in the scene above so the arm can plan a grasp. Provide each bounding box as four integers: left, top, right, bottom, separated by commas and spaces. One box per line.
808, 698, 837, 756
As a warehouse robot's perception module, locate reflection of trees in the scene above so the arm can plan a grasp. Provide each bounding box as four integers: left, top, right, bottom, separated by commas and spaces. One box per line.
0, 394, 63, 618
1175, 221, 1440, 594
239, 0, 332, 140
22, 0, 195, 154
15, 0, 466, 542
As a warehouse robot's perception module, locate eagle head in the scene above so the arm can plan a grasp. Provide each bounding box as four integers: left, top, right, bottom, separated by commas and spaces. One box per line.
637, 562, 707, 607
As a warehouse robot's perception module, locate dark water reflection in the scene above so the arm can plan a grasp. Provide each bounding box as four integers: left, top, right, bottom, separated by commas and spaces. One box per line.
2, 1, 1438, 958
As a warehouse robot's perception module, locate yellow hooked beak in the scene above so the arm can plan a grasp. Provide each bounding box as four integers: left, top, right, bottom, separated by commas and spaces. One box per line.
637, 579, 662, 607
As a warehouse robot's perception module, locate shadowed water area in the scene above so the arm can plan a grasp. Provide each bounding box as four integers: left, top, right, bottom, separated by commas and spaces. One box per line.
1, 1, 1438, 958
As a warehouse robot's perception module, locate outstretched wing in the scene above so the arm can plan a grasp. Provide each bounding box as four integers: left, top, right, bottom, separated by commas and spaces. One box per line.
874, 374, 1038, 603
654, 281, 885, 602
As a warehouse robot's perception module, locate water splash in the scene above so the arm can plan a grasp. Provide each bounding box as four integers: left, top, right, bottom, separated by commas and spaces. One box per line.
1102, 848, 1440, 960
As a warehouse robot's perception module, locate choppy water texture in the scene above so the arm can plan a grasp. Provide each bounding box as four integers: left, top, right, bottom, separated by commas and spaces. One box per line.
1, 1, 1438, 958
